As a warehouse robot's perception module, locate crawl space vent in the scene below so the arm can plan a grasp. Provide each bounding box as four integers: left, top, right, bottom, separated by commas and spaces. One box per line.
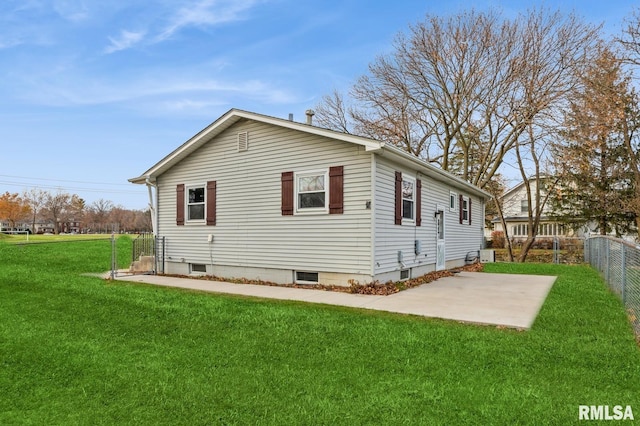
237, 132, 248, 152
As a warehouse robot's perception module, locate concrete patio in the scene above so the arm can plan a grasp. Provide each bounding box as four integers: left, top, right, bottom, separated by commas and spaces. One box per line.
112, 271, 556, 329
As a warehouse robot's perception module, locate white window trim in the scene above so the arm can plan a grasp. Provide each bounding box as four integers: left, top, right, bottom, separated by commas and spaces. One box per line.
401, 176, 416, 223
461, 195, 470, 225
186, 183, 206, 224
295, 170, 329, 215
449, 191, 458, 212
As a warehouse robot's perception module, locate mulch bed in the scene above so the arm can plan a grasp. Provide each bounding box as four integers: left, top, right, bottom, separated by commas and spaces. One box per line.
163, 262, 484, 296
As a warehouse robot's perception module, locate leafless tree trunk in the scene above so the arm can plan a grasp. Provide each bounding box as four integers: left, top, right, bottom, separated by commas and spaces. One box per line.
513, 126, 559, 262
488, 185, 515, 262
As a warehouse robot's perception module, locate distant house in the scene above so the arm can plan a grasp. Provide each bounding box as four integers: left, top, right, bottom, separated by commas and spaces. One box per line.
0, 221, 32, 234
492, 177, 585, 240
130, 109, 491, 286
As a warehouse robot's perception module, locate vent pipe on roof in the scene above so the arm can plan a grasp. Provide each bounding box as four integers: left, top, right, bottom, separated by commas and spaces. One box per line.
305, 109, 315, 125
288, 113, 294, 121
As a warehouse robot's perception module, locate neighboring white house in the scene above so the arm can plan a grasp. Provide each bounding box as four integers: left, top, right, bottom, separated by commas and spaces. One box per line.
130, 109, 491, 286
492, 177, 586, 240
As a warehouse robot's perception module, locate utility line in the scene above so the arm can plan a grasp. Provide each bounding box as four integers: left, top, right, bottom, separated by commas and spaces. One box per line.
0, 180, 142, 194
0, 174, 133, 186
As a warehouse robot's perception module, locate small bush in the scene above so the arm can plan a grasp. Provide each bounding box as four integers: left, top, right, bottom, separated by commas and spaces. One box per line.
532, 238, 553, 250
491, 231, 505, 248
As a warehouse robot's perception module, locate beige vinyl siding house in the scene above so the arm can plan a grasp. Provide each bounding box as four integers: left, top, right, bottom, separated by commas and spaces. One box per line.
130, 109, 490, 286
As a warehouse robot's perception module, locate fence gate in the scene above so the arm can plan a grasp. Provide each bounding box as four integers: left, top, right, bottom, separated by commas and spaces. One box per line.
131, 233, 164, 274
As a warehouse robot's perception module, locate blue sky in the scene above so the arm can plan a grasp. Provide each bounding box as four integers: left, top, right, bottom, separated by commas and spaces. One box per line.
1, 0, 638, 209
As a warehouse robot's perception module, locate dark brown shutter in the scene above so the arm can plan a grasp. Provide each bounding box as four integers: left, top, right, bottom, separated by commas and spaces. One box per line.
459, 194, 464, 224
395, 171, 402, 225
281, 172, 294, 215
206, 181, 216, 226
329, 166, 344, 214
176, 184, 185, 226
416, 179, 422, 226
468, 198, 472, 226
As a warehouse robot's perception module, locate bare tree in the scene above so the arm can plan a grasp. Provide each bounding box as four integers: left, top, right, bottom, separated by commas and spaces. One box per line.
43, 190, 71, 234
618, 9, 640, 235
512, 127, 559, 262
500, 8, 598, 261
108, 206, 131, 233
619, 8, 640, 65
85, 198, 115, 233
22, 188, 47, 231
133, 209, 153, 233
620, 89, 640, 235
314, 90, 353, 134
315, 8, 599, 192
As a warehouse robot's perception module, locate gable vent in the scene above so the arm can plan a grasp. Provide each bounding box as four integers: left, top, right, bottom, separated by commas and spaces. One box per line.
237, 131, 248, 152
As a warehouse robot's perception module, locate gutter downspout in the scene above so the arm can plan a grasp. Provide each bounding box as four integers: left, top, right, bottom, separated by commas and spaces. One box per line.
145, 178, 158, 235
370, 152, 377, 281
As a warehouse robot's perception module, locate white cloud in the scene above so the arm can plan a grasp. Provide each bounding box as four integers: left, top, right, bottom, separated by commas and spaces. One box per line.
104, 30, 147, 54
0, 37, 23, 49
157, 98, 229, 113
102, 0, 260, 53
53, 0, 89, 22
157, 0, 259, 42
13, 71, 299, 116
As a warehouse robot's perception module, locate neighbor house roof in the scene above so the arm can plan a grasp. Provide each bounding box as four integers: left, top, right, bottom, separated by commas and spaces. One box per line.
500, 175, 555, 200
129, 108, 491, 200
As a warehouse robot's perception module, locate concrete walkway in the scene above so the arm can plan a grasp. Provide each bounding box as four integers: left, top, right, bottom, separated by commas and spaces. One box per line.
112, 271, 556, 329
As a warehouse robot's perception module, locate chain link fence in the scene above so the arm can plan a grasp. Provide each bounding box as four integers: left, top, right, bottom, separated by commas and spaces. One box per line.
585, 236, 640, 338
488, 236, 584, 263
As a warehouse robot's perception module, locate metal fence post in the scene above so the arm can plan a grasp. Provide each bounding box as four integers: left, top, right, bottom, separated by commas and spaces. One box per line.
110, 233, 116, 279
621, 244, 626, 304
605, 238, 610, 283
160, 237, 166, 274
584, 238, 589, 264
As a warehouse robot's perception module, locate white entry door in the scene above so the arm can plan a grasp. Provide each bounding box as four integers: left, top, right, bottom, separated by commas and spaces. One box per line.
436, 209, 445, 271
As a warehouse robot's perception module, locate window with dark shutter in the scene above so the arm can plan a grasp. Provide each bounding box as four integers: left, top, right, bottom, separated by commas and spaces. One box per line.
206, 181, 216, 225
459, 194, 464, 224
176, 184, 185, 226
395, 171, 402, 225
329, 166, 344, 214
468, 198, 472, 226
281, 171, 294, 215
416, 179, 422, 226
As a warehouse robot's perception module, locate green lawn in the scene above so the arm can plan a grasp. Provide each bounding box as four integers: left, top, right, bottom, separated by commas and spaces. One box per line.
0, 240, 639, 425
